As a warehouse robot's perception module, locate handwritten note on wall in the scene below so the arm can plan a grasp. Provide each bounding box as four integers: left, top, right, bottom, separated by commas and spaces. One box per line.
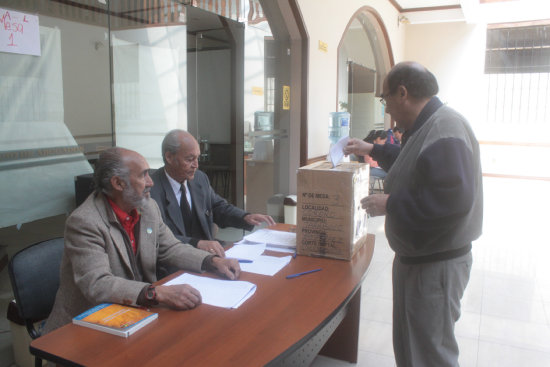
0, 8, 41, 56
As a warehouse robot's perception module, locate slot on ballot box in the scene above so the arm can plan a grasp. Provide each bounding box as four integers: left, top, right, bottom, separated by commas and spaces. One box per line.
297, 161, 369, 260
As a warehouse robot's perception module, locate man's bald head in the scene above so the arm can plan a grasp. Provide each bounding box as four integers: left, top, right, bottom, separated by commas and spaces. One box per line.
386, 61, 439, 100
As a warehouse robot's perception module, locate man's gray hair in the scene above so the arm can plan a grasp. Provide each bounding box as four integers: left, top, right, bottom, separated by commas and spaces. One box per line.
93, 147, 130, 194
161, 129, 185, 164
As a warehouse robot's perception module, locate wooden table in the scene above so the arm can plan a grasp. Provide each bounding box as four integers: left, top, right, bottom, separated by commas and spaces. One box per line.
30, 227, 375, 366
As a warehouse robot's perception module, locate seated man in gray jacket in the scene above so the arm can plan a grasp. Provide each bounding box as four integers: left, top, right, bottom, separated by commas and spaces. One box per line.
151, 129, 275, 260
44, 147, 239, 334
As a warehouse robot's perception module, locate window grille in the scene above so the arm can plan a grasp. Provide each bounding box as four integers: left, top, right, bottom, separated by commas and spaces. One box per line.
485, 25, 550, 126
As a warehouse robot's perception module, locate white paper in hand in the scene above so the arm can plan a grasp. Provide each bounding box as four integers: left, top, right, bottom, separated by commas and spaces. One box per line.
328, 135, 350, 167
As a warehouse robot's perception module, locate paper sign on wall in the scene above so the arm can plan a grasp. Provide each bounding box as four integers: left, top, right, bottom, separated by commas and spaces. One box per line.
283, 85, 290, 110
0, 8, 41, 56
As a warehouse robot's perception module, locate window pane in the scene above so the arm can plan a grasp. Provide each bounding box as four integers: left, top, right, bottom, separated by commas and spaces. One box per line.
0, 2, 104, 227
110, 1, 188, 168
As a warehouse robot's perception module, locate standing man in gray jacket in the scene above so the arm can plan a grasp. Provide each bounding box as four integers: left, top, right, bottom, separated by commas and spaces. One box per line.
150, 129, 274, 261
345, 62, 483, 367
44, 147, 240, 333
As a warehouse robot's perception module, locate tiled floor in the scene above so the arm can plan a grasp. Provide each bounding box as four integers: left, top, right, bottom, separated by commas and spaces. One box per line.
1, 176, 549, 366
312, 176, 550, 367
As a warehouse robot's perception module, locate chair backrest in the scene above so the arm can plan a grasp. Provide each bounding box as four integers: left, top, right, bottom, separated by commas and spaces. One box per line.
8, 237, 64, 338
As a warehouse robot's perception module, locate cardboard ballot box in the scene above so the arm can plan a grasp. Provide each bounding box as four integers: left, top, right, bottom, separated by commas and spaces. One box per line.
297, 161, 370, 260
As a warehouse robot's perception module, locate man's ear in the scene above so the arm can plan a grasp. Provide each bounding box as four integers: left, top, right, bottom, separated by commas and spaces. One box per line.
110, 176, 125, 192
164, 152, 174, 166
397, 85, 407, 98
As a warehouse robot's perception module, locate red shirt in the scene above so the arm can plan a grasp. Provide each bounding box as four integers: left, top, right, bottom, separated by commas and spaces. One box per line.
107, 197, 140, 254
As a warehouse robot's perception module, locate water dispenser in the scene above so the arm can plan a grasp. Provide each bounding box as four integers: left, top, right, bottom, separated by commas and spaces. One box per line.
328, 112, 350, 145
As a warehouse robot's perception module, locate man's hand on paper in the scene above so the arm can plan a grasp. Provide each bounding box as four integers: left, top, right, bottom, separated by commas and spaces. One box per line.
343, 138, 373, 157
244, 213, 276, 227
361, 194, 389, 217
212, 257, 241, 280
197, 240, 226, 257
156, 284, 202, 310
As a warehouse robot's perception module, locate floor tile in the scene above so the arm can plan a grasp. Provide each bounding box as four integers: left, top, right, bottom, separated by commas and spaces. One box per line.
355, 350, 396, 367
483, 272, 540, 302
311, 350, 396, 367
362, 271, 393, 299
477, 340, 550, 367
455, 311, 481, 340
481, 293, 547, 323
358, 319, 394, 357
457, 336, 479, 367
479, 314, 550, 353
461, 269, 483, 313
360, 295, 392, 324
544, 301, 550, 326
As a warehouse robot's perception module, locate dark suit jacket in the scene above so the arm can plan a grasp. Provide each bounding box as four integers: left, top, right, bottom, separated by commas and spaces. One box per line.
150, 167, 252, 244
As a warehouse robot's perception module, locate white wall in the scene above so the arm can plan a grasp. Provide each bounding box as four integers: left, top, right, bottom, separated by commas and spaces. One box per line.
403, 21, 550, 178
403, 21, 487, 138
297, 0, 402, 159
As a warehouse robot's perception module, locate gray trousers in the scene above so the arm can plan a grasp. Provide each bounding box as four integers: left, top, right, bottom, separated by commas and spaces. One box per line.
392, 252, 472, 367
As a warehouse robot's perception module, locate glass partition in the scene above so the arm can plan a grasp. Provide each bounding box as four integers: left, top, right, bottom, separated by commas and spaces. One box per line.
109, 1, 188, 168
0, 0, 105, 227
0, 0, 297, 229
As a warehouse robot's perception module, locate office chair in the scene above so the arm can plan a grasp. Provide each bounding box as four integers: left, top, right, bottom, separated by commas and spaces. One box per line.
8, 237, 64, 367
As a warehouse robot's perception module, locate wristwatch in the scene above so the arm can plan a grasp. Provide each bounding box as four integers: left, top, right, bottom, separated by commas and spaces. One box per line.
145, 285, 159, 305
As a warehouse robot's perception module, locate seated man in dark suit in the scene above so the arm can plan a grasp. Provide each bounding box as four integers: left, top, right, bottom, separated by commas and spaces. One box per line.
151, 129, 275, 259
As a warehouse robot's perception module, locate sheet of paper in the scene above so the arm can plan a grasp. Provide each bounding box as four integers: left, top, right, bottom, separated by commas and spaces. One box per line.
266, 245, 296, 254
164, 273, 256, 309
328, 135, 350, 167
239, 255, 292, 276
225, 243, 266, 260
232, 240, 295, 253
243, 228, 296, 249
0, 8, 41, 56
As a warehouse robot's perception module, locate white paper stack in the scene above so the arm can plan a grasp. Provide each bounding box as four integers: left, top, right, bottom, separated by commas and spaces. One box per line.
164, 273, 256, 309
241, 228, 296, 250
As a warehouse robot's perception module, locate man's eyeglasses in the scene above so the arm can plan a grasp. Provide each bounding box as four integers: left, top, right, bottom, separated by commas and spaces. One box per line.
379, 93, 388, 106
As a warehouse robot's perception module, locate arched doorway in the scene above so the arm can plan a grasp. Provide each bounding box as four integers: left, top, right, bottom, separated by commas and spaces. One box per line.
337, 7, 393, 140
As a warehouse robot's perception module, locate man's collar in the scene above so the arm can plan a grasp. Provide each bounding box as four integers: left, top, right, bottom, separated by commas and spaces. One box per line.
106, 196, 139, 223
402, 96, 443, 146
164, 169, 187, 194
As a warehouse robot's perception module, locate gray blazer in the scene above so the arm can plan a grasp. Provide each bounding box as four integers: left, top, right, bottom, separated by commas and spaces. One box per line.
150, 167, 252, 244
44, 192, 209, 333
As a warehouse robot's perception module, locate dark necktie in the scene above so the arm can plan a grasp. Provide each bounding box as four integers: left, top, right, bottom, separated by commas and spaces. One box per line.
180, 183, 192, 232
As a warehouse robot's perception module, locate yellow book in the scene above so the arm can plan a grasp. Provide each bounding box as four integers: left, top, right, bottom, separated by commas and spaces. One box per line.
73, 303, 158, 337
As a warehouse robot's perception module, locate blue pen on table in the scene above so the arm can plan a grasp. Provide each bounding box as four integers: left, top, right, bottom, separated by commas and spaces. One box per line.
229, 258, 253, 263
286, 268, 322, 279
292, 251, 297, 259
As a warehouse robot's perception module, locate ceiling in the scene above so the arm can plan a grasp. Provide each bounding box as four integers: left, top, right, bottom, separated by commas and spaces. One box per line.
390, 0, 550, 25
392, 0, 461, 11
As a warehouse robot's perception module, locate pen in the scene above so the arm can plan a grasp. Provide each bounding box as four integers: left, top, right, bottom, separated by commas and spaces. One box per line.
286, 268, 322, 279
292, 251, 297, 259
228, 258, 253, 263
